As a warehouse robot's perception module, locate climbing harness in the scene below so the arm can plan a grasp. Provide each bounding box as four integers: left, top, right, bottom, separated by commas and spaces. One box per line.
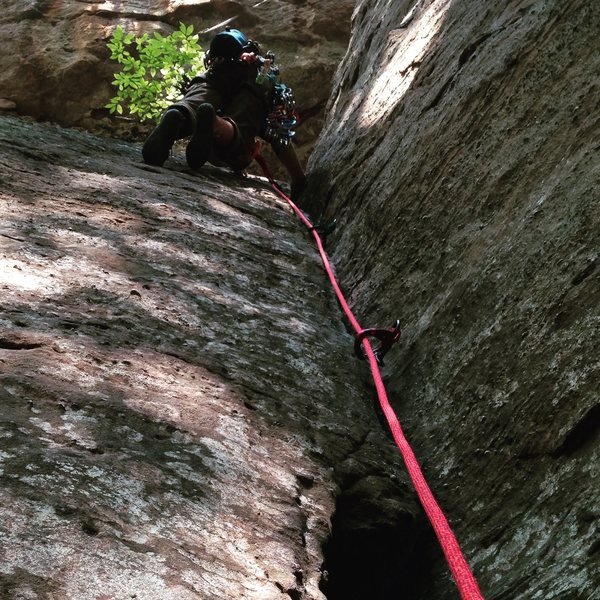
354, 320, 401, 366
255, 156, 485, 600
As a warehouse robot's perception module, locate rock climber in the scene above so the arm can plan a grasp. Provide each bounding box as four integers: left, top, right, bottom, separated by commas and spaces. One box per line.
142, 27, 307, 201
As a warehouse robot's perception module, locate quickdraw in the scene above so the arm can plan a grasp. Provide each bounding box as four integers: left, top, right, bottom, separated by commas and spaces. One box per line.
354, 320, 401, 366
252, 52, 300, 148
264, 85, 298, 149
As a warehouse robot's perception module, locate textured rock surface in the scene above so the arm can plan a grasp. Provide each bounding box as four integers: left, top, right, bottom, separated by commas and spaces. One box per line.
0, 0, 355, 168
3, 1, 599, 598
0, 114, 425, 599
306, 0, 599, 598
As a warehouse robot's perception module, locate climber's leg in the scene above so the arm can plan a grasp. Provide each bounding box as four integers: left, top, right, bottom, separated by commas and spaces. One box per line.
142, 77, 221, 167
142, 109, 190, 167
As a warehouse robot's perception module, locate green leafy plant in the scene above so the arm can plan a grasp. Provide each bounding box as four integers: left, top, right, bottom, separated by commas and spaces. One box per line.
105, 23, 205, 123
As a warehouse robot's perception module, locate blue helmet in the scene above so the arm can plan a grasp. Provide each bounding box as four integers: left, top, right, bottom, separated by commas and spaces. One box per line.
209, 28, 249, 60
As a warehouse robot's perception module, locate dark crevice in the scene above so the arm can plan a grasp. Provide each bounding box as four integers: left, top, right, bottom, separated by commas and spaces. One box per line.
458, 32, 495, 67
81, 520, 100, 536
0, 232, 26, 242
275, 581, 302, 599
422, 75, 456, 112
293, 570, 303, 586
319, 476, 437, 599
571, 260, 596, 285
551, 404, 600, 458
0, 338, 44, 350
363, 31, 375, 56
295, 474, 314, 489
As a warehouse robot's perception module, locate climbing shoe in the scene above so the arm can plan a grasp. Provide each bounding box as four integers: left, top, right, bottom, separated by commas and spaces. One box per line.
142, 109, 186, 166
186, 103, 215, 170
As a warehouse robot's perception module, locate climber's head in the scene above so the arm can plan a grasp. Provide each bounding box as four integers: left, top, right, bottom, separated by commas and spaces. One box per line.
205, 27, 261, 66
209, 28, 249, 60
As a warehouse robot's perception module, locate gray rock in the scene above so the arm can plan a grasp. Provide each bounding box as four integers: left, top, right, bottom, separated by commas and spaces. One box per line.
0, 114, 421, 599
306, 0, 600, 598
3, 0, 598, 597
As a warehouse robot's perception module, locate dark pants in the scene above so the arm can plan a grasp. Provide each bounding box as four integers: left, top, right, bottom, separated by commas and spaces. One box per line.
173, 73, 273, 170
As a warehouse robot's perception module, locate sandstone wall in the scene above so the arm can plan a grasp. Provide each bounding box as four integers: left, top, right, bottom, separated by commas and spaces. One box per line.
0, 113, 424, 599
306, 0, 599, 598
2, 1, 599, 598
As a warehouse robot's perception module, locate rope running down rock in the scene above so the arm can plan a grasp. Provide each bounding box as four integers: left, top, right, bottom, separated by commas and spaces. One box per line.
256, 155, 485, 600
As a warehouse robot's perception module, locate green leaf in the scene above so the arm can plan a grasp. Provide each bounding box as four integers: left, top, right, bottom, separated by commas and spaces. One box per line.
112, 26, 124, 41
105, 21, 205, 123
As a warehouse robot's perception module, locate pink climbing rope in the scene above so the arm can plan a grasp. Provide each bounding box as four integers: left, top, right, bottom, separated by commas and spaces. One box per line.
258, 161, 484, 600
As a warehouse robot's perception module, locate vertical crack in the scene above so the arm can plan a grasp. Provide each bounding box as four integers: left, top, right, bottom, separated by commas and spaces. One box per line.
319, 475, 437, 599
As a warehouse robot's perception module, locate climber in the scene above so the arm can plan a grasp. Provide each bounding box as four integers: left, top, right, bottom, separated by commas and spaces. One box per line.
142, 27, 307, 201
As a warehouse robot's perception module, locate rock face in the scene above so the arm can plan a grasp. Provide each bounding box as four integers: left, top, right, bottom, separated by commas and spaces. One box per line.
2, 1, 599, 599
0, 0, 355, 168
306, 0, 599, 598
0, 114, 429, 599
